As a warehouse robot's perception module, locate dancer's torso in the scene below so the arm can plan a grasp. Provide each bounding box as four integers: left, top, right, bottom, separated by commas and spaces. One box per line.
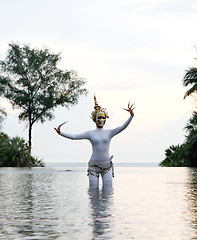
88, 128, 112, 167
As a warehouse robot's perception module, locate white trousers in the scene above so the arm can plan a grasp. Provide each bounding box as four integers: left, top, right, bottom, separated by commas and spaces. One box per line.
88, 168, 113, 188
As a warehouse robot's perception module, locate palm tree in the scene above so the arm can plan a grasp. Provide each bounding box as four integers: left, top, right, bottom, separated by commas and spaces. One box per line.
183, 67, 197, 99
184, 111, 197, 166
0, 133, 45, 167
9, 136, 30, 167
160, 144, 188, 167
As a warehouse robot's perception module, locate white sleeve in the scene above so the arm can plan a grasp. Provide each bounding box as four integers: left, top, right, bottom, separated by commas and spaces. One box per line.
60, 131, 89, 140
110, 115, 133, 137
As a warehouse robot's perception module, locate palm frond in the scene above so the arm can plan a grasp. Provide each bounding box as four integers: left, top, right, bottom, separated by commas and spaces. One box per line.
184, 84, 197, 99
183, 67, 197, 86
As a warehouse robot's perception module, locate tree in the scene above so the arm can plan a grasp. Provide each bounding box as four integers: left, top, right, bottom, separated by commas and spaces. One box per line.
183, 60, 197, 166
160, 112, 197, 167
159, 144, 189, 167
0, 76, 6, 129
0, 132, 44, 167
184, 111, 197, 166
0, 43, 87, 160
183, 67, 197, 100
0, 107, 6, 129
161, 57, 197, 167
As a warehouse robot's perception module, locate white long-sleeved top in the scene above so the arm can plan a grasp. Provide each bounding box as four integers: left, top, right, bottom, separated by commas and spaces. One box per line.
60, 115, 133, 167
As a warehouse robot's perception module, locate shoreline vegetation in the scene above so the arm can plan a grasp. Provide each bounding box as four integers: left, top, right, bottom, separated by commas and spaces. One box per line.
0, 132, 45, 167
160, 56, 197, 167
160, 111, 197, 167
159, 111, 197, 167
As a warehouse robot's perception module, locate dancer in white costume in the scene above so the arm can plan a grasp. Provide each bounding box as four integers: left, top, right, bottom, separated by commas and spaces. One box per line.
54, 95, 135, 188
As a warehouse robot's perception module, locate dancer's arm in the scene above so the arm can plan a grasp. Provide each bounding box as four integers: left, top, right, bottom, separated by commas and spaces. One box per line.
110, 115, 133, 137
110, 102, 135, 137
60, 131, 89, 140
54, 122, 89, 140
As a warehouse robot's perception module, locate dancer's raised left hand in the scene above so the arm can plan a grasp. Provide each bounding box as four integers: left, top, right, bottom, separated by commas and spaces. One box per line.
123, 102, 135, 117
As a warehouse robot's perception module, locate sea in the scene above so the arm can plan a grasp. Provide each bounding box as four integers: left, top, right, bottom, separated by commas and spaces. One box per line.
0, 163, 197, 240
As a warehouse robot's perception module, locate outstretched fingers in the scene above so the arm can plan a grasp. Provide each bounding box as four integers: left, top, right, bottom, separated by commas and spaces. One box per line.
128, 101, 130, 109
123, 101, 136, 116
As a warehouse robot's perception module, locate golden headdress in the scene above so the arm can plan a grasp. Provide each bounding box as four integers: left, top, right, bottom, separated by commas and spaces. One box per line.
91, 95, 109, 122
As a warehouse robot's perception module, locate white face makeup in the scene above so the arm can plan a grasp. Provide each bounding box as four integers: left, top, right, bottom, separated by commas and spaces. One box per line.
96, 112, 106, 128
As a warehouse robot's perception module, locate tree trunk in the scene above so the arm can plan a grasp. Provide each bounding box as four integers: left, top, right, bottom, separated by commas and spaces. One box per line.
28, 122, 32, 167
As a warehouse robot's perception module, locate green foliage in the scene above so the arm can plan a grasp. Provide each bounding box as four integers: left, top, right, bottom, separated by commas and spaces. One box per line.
161, 55, 197, 167
0, 73, 6, 128
160, 112, 197, 167
0, 42, 87, 152
30, 156, 45, 167
0, 132, 45, 167
0, 107, 6, 129
184, 111, 197, 166
160, 144, 189, 167
183, 67, 197, 99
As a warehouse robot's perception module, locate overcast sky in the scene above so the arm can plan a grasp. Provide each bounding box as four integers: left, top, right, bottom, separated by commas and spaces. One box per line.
0, 0, 196, 164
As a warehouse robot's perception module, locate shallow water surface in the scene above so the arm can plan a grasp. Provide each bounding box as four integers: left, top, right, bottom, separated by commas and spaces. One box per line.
0, 167, 197, 239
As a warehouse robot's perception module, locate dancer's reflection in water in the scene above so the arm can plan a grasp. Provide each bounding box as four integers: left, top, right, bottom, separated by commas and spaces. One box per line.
88, 186, 113, 239
55, 95, 135, 188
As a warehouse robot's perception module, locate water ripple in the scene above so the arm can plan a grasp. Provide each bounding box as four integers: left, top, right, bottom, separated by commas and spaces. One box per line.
0, 167, 197, 239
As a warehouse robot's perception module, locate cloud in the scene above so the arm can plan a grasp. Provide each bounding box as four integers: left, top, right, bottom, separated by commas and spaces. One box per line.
118, 0, 197, 15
